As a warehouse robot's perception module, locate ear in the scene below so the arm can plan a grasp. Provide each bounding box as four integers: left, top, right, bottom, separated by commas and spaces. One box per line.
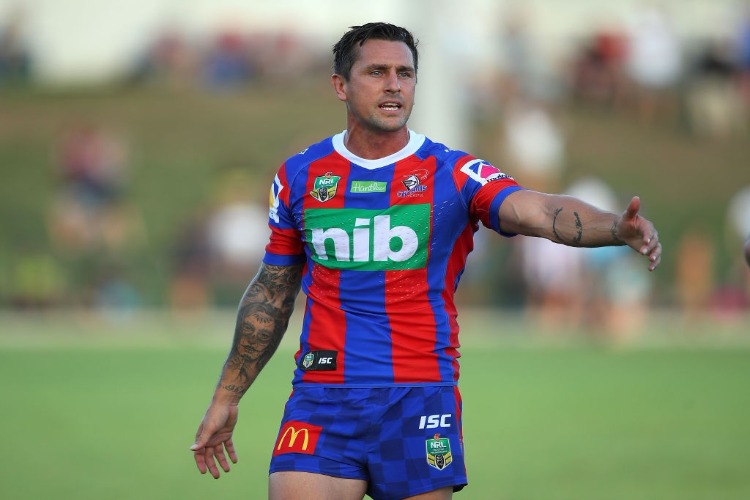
331, 74, 348, 102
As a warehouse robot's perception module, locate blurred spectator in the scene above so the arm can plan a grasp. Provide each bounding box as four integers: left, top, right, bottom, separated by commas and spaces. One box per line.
202, 28, 255, 90
206, 168, 269, 304
130, 25, 196, 88
0, 4, 32, 86
685, 36, 746, 138
725, 186, 750, 310
675, 228, 715, 321
500, 98, 565, 192
519, 234, 585, 333
567, 177, 652, 340
569, 24, 628, 108
744, 234, 750, 267
736, 8, 750, 109
7, 246, 66, 309
168, 209, 212, 316
624, 6, 684, 125
48, 122, 134, 253
90, 262, 141, 323
495, 6, 560, 105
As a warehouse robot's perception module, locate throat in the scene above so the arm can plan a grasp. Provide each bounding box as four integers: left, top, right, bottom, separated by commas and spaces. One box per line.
343, 127, 410, 160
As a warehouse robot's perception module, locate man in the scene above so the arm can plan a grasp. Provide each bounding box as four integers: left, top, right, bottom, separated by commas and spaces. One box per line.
191, 23, 662, 499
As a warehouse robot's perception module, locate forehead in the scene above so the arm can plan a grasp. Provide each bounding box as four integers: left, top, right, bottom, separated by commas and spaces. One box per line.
353, 39, 414, 68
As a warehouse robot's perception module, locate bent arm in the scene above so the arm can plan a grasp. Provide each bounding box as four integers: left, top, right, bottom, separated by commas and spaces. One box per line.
499, 190, 661, 270
213, 262, 304, 405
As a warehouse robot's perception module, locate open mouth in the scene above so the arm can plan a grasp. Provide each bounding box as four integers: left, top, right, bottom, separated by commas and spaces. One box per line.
379, 102, 402, 111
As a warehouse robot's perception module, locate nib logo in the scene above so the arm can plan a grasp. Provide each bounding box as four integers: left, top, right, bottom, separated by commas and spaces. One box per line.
304, 205, 430, 271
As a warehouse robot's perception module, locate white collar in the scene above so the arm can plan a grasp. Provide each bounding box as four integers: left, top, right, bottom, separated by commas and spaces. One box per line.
332, 129, 426, 170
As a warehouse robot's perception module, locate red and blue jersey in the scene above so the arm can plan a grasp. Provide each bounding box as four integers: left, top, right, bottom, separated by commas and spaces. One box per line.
264, 131, 524, 387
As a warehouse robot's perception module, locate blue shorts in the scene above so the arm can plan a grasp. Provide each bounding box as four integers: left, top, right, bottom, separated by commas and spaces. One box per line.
269, 385, 467, 500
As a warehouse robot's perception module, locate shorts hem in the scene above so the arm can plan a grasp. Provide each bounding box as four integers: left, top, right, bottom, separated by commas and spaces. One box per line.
269, 464, 367, 482
379, 479, 468, 500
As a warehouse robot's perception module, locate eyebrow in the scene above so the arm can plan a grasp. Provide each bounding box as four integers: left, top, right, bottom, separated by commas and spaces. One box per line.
364, 63, 415, 73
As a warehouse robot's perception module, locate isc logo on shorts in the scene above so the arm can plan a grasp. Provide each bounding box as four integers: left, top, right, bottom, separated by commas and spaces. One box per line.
418, 414, 452, 429
273, 420, 323, 456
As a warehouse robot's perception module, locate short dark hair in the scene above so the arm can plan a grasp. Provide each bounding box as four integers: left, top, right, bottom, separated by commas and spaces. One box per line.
332, 22, 419, 80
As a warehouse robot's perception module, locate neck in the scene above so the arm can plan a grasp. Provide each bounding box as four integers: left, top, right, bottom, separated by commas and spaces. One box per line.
343, 123, 410, 160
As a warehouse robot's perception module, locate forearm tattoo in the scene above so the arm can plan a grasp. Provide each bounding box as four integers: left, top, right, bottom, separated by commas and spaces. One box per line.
551, 207, 584, 245
552, 207, 563, 242
552, 207, 583, 246
222, 263, 303, 396
573, 211, 583, 244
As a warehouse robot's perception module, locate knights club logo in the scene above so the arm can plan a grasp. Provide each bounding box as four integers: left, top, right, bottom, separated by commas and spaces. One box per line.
310, 172, 341, 202
398, 169, 428, 198
426, 434, 453, 470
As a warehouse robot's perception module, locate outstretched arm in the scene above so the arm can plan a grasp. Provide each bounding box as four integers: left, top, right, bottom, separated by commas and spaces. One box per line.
499, 190, 662, 271
191, 262, 304, 478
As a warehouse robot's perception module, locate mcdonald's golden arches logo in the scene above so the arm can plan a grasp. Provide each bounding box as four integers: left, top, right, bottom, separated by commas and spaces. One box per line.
273, 420, 323, 456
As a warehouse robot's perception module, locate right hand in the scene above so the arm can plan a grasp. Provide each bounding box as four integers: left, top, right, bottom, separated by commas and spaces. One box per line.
190, 403, 239, 478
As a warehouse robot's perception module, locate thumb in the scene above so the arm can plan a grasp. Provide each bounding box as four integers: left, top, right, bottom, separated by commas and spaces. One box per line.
191, 426, 209, 451
624, 196, 641, 220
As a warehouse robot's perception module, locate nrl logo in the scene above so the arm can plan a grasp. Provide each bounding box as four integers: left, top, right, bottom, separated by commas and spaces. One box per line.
310, 172, 341, 202
302, 352, 315, 369
426, 434, 453, 470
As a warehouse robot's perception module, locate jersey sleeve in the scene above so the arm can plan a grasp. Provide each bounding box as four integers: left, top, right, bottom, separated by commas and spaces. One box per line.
263, 164, 306, 266
454, 156, 525, 236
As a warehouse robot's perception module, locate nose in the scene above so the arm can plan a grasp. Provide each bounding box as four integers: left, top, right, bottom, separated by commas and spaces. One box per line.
384, 70, 400, 92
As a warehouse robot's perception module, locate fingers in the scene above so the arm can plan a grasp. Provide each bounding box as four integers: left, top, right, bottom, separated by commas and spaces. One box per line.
192, 443, 234, 479
214, 440, 234, 474
224, 438, 239, 464
639, 232, 662, 271
193, 447, 208, 474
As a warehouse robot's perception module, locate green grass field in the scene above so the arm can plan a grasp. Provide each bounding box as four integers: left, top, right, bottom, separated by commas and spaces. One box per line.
1, 310, 749, 499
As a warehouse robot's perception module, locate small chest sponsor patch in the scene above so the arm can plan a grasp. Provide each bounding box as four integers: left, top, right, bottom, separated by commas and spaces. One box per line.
299, 350, 338, 371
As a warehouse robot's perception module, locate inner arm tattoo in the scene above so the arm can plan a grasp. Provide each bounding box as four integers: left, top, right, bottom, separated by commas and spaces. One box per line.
222, 264, 303, 396
552, 207, 563, 241
551, 207, 583, 245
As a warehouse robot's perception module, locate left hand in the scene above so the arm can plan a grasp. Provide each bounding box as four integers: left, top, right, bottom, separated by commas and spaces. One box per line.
615, 196, 662, 271
191, 403, 239, 479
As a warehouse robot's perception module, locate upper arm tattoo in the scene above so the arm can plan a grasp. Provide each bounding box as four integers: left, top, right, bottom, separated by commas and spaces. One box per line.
222, 263, 303, 395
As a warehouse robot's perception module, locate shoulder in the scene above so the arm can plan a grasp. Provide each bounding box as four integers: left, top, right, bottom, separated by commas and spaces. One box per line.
415, 135, 469, 166
281, 135, 337, 178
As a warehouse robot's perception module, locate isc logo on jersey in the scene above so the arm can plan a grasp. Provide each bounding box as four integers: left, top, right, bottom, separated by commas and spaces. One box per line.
304, 205, 430, 271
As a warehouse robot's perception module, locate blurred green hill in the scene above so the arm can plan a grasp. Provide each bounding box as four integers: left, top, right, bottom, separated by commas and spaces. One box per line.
0, 82, 748, 308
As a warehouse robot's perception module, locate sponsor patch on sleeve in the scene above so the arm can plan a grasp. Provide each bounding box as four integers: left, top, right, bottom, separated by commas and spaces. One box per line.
460, 159, 511, 186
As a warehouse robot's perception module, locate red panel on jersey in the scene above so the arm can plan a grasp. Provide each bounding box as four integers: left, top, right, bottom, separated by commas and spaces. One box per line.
299, 155, 351, 384
443, 224, 475, 381
301, 264, 347, 384
386, 156, 440, 383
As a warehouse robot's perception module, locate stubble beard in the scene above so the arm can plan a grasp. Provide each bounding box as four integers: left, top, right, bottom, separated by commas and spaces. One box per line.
365, 106, 412, 133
